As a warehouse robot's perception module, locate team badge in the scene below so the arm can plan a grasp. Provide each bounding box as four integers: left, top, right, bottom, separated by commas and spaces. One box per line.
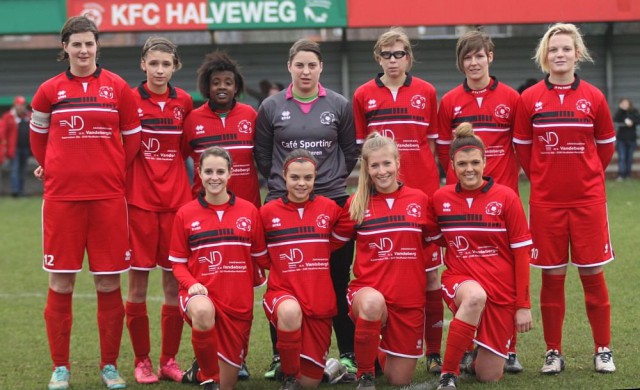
576, 99, 592, 114
236, 217, 252, 232
494, 104, 511, 119
485, 201, 503, 216
410, 95, 426, 109
238, 120, 252, 134
98, 86, 114, 99
406, 203, 421, 218
320, 111, 335, 125
316, 214, 330, 229
174, 106, 185, 121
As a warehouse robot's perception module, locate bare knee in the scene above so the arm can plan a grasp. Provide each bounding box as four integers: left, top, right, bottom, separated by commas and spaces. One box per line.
460, 289, 487, 315
277, 300, 302, 331
188, 299, 215, 330
356, 290, 386, 320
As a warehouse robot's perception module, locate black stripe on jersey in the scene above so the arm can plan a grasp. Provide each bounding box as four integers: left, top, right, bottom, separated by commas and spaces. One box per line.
53, 97, 116, 110
359, 215, 421, 232
141, 118, 181, 131
189, 228, 250, 246
365, 108, 425, 122
267, 226, 316, 236
532, 111, 591, 125
190, 135, 253, 150
438, 214, 502, 228
451, 115, 510, 129
267, 232, 330, 244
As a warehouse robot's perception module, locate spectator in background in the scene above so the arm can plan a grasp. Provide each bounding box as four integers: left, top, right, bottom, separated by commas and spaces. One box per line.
517, 78, 538, 94
613, 97, 639, 181
247, 78, 275, 106
1, 95, 32, 197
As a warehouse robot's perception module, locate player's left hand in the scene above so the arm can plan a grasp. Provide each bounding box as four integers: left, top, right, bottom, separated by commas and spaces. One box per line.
34, 165, 44, 180
515, 308, 532, 333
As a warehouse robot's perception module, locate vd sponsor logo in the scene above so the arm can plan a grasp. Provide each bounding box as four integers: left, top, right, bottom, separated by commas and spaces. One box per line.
60, 115, 85, 135
369, 237, 393, 255
279, 248, 304, 267
449, 235, 469, 252
198, 250, 223, 272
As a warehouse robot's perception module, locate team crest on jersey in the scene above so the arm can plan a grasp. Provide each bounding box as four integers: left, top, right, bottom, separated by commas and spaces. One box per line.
281, 110, 291, 121
191, 221, 201, 231
494, 104, 511, 119
534, 101, 543, 112
453, 106, 462, 117
316, 214, 330, 229
485, 201, 503, 216
271, 217, 281, 227
98, 86, 114, 100
576, 99, 592, 114
442, 202, 452, 212
320, 111, 335, 125
236, 217, 252, 232
57, 90, 67, 101
174, 106, 185, 121
406, 203, 421, 217
368, 99, 377, 109
238, 120, 252, 134
411, 95, 426, 109
195, 125, 205, 135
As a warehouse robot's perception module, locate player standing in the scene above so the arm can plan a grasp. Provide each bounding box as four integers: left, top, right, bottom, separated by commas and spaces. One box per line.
433, 123, 532, 390
514, 23, 616, 374
124, 36, 193, 384
436, 30, 523, 372
30, 16, 141, 390
352, 28, 444, 374
255, 39, 359, 378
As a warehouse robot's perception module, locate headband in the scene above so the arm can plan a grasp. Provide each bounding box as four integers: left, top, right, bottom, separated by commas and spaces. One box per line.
283, 157, 317, 173
451, 145, 484, 159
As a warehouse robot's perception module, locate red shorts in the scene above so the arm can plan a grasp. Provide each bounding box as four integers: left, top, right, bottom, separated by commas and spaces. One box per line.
179, 291, 251, 368
441, 274, 514, 358
263, 293, 332, 368
425, 242, 444, 272
42, 198, 130, 274
529, 204, 614, 269
128, 205, 175, 271
347, 287, 425, 358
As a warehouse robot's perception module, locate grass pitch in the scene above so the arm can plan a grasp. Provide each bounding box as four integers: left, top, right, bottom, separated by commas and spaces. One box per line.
0, 179, 639, 389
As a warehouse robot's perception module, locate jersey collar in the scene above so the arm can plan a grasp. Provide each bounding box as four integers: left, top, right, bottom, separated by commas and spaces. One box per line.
137, 81, 178, 100
197, 191, 237, 208
463, 75, 499, 92
281, 193, 316, 204
544, 73, 580, 90
285, 83, 327, 100
455, 176, 494, 193
208, 98, 236, 113
371, 181, 404, 196
65, 64, 102, 79
374, 73, 413, 88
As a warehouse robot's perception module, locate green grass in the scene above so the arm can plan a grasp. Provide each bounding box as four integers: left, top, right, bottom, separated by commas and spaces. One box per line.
1, 179, 639, 389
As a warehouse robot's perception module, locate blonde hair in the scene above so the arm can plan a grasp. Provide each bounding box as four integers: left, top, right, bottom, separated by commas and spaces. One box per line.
373, 27, 414, 70
534, 23, 593, 74
349, 133, 399, 224
450, 122, 486, 160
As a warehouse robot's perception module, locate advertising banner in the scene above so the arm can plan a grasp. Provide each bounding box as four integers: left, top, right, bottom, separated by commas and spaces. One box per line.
67, 0, 347, 31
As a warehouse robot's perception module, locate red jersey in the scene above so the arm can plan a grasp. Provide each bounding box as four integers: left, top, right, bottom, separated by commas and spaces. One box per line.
260, 195, 342, 318
183, 101, 261, 208
30, 67, 141, 200
437, 77, 521, 193
353, 74, 440, 196
126, 82, 193, 212
431, 179, 532, 305
332, 184, 441, 308
169, 193, 268, 321
514, 76, 616, 207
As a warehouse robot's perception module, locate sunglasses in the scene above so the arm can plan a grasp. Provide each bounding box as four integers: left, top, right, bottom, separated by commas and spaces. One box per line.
379, 50, 407, 59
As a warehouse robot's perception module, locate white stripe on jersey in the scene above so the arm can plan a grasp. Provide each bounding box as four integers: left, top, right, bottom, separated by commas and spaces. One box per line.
53, 107, 118, 115
169, 256, 188, 263
267, 238, 329, 248
510, 239, 533, 248
532, 123, 593, 128
473, 127, 511, 133
142, 129, 183, 135
192, 241, 251, 251
368, 120, 429, 127
358, 227, 422, 236
441, 227, 507, 233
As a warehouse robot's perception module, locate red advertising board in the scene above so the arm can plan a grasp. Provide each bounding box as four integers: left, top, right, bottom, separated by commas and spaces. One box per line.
347, 0, 640, 27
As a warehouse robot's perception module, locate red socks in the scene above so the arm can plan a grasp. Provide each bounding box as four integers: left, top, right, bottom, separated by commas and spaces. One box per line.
276, 328, 302, 377
160, 304, 184, 365
425, 289, 444, 355
97, 289, 125, 368
441, 318, 476, 376
540, 273, 566, 352
44, 289, 73, 369
125, 301, 149, 365
192, 328, 220, 382
580, 272, 611, 351
354, 317, 382, 377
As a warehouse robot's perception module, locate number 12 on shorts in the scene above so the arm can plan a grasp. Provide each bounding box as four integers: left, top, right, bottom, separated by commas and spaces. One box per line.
43, 254, 55, 267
